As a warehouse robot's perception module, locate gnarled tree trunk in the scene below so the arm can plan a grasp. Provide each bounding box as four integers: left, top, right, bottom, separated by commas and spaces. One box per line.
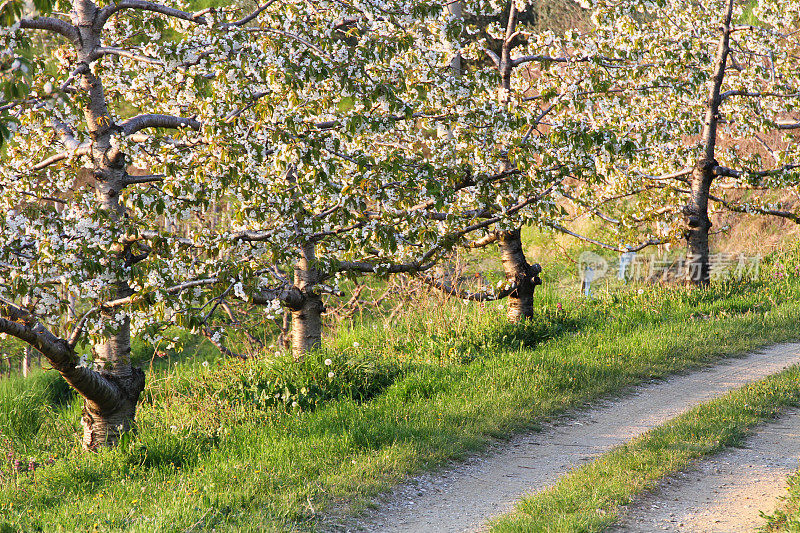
0, 298, 145, 450
82, 305, 145, 449
498, 229, 542, 321
493, 6, 542, 320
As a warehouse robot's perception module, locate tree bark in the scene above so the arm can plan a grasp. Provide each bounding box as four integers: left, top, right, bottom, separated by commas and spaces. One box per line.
684, 159, 715, 286
81, 299, 145, 449
498, 229, 542, 321
290, 243, 323, 359
75, 0, 145, 448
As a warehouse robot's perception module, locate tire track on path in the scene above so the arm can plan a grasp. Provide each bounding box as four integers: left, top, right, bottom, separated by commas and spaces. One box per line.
338, 342, 800, 533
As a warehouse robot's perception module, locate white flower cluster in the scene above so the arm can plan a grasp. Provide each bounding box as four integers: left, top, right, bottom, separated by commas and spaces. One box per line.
1, 0, 798, 355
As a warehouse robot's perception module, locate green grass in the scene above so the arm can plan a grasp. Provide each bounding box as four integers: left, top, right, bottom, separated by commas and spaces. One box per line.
2, 246, 800, 531
490, 365, 800, 532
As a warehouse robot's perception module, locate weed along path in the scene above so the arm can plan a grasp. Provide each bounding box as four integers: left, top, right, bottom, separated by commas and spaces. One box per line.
342, 343, 800, 533
610, 408, 800, 533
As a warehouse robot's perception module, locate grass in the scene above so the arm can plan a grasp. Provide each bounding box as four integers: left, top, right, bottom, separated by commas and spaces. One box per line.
1, 246, 800, 531
490, 365, 800, 532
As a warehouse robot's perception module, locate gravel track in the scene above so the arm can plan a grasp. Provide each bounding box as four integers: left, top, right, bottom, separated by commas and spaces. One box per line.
611, 408, 800, 532
335, 342, 800, 533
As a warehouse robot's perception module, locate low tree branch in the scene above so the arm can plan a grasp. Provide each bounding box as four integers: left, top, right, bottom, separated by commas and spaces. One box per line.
19, 16, 79, 42
0, 300, 121, 410
119, 114, 201, 135
251, 285, 305, 309
419, 274, 515, 302
544, 222, 662, 252
467, 233, 499, 248
709, 193, 800, 223
712, 163, 800, 179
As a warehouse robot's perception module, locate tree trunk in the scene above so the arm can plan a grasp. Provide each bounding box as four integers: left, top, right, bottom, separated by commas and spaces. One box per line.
493, 8, 544, 321
22, 346, 32, 377
498, 229, 542, 321
290, 243, 324, 359
81, 308, 145, 450
0, 297, 145, 450
72, 0, 145, 449
291, 295, 323, 358
277, 312, 292, 352
684, 159, 715, 286
684, 0, 732, 287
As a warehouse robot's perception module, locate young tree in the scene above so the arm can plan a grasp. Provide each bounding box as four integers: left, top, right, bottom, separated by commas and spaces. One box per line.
209, 0, 587, 345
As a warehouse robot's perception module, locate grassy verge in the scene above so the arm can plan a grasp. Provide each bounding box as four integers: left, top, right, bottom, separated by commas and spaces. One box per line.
2, 263, 800, 531
490, 366, 800, 532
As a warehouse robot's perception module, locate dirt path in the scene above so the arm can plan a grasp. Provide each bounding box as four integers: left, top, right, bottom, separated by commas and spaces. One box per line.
611, 408, 800, 533
336, 342, 800, 533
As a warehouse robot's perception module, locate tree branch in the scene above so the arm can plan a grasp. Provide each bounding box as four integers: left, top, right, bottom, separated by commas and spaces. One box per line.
119, 114, 201, 135
99, 0, 213, 27
419, 274, 515, 302
712, 163, 800, 179
32, 145, 90, 170
93, 47, 163, 65
335, 259, 435, 275
709, 193, 800, 223
467, 233, 499, 248
103, 277, 221, 307
19, 16, 79, 42
777, 120, 800, 130
251, 285, 305, 310
123, 173, 165, 185
720, 90, 800, 101
0, 300, 121, 410
239, 27, 332, 61
511, 53, 619, 68
226, 0, 278, 27
544, 221, 662, 253
201, 327, 247, 359
636, 167, 693, 181
31, 118, 90, 170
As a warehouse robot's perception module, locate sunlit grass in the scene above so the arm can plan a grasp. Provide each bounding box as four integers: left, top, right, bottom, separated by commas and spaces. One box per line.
2, 245, 800, 531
